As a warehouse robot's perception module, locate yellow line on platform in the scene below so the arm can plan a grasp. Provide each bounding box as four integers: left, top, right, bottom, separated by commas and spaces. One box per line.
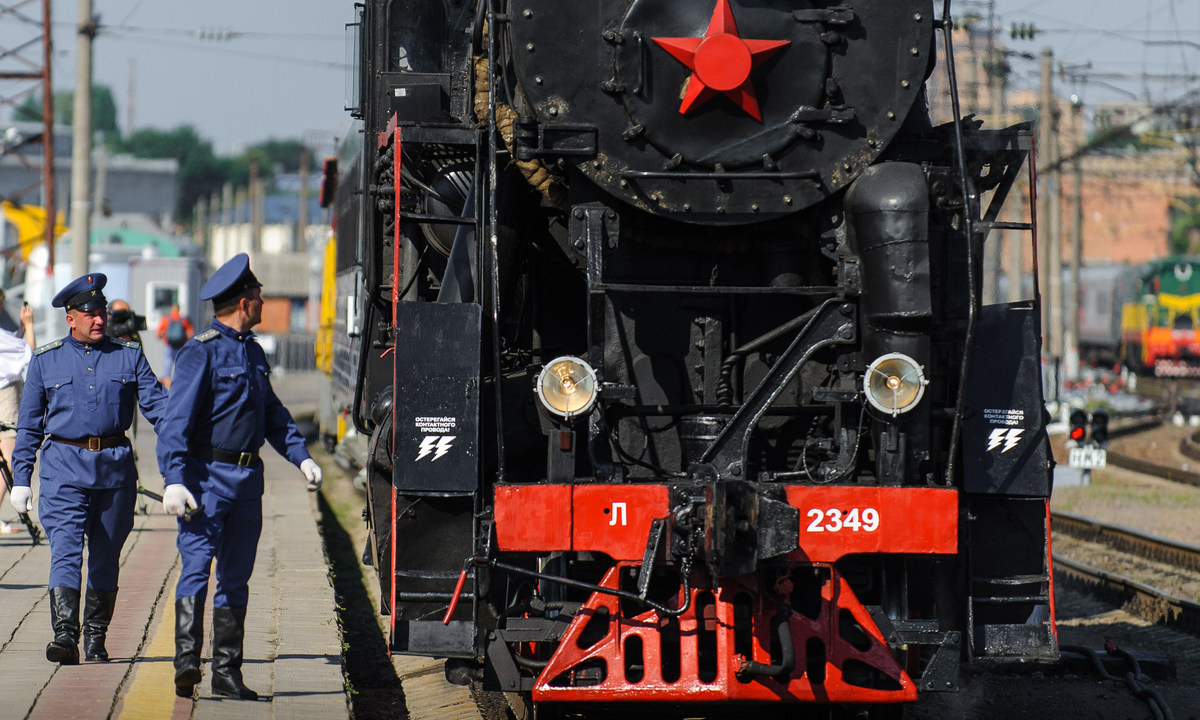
116, 569, 184, 720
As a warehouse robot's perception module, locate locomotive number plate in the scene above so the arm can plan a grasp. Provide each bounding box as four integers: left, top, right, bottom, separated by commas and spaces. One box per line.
1068, 447, 1107, 469
805, 507, 879, 533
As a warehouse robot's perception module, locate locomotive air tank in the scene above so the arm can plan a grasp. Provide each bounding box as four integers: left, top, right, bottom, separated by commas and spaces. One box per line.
846, 162, 932, 484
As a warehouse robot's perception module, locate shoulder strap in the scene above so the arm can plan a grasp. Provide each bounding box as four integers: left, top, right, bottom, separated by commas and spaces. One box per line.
195, 329, 220, 343
33, 339, 62, 355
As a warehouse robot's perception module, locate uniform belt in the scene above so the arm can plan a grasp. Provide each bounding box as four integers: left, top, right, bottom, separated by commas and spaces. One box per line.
52, 434, 129, 451
190, 445, 260, 468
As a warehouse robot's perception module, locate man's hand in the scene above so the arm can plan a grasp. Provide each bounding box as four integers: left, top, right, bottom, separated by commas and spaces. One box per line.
163, 484, 198, 517
10, 486, 31, 513
300, 458, 322, 492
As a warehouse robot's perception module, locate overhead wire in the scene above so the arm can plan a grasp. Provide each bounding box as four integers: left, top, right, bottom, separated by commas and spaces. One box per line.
50, 20, 341, 42
95, 29, 345, 71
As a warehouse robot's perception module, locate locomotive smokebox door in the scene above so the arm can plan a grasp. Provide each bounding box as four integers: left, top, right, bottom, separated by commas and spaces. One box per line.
392, 302, 481, 495
961, 302, 1051, 495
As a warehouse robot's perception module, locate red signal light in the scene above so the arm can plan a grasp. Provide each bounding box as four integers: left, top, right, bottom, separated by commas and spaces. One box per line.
1068, 409, 1089, 443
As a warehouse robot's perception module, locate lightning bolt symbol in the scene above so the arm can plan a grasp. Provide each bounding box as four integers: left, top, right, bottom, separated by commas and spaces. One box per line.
986, 429, 1007, 452
416, 436, 438, 461
1002, 429, 1023, 453
433, 435, 455, 462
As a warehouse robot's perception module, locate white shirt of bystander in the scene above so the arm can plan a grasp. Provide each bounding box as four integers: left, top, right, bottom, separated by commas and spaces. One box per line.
0, 330, 31, 388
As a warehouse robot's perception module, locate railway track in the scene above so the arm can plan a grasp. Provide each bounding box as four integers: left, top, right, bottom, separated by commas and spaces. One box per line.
1051, 511, 1200, 637
1107, 444, 1200, 488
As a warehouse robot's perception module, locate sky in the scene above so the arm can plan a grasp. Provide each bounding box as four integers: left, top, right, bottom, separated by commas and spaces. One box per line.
32, 0, 351, 156
2, 1, 1195, 157
987, 0, 1200, 110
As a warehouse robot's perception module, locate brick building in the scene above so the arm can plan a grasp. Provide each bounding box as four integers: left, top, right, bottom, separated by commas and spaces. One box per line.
928, 27, 1194, 273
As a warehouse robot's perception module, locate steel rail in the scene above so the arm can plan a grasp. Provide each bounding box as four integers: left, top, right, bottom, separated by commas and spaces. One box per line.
1051, 511, 1200, 573
1051, 554, 1200, 637
1105, 447, 1200, 488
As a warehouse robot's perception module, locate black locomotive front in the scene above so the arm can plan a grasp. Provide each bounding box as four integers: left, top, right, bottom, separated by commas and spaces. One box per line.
339, 0, 1058, 714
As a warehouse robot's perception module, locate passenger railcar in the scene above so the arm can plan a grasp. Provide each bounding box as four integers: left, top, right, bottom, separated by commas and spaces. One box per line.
332, 0, 1058, 716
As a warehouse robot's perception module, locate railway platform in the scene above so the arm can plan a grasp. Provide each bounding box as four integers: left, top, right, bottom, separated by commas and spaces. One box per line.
0, 371, 348, 719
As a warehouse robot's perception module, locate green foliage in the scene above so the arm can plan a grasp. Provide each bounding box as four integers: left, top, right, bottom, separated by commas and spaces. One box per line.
16, 85, 316, 224
1084, 126, 1145, 152
247, 139, 318, 174
114, 128, 317, 223
115, 126, 236, 221
15, 86, 121, 140
1169, 204, 1200, 255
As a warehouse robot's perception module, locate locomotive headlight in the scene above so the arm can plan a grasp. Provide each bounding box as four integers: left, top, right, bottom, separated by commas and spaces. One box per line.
536, 356, 599, 420
863, 353, 928, 417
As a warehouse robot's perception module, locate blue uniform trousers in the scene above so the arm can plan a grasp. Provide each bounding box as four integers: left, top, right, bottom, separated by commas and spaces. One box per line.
175, 490, 262, 609
39, 482, 135, 591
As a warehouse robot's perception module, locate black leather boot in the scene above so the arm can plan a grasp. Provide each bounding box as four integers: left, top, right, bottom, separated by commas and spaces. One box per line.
211, 607, 257, 700
82, 588, 118, 661
46, 586, 80, 664
174, 596, 205, 698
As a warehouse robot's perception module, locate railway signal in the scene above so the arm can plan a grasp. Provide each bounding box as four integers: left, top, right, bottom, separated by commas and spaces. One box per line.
1068, 408, 1088, 444
1090, 408, 1110, 447
1068, 407, 1108, 470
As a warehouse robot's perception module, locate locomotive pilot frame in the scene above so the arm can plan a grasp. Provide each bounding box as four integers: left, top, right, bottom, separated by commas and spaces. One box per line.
326, 0, 1058, 715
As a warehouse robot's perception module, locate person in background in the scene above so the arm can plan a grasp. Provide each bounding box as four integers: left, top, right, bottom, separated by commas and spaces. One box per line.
106, 299, 153, 513
106, 299, 146, 345
155, 303, 193, 384
0, 289, 35, 533
9, 273, 168, 664
157, 253, 320, 700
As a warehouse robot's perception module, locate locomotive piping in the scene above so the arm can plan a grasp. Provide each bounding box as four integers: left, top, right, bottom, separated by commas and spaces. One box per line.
716, 306, 822, 405
734, 602, 797, 681
486, 0, 507, 482
940, 0, 979, 485
483, 557, 694, 618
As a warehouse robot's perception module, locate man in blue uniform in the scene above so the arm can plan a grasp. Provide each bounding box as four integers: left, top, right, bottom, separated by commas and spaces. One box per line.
8, 273, 168, 664
156, 253, 322, 700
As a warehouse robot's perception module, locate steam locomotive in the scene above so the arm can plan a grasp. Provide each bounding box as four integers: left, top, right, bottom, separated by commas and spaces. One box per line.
326, 0, 1058, 715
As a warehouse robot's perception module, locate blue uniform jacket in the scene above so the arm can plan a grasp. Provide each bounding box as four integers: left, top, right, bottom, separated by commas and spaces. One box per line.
155, 319, 309, 500
12, 334, 168, 489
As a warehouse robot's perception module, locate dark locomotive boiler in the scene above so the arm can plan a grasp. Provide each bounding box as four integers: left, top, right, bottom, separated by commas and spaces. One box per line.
329, 0, 1058, 715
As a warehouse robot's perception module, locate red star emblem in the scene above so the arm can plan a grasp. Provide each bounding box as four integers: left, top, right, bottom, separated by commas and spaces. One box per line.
652, 0, 789, 122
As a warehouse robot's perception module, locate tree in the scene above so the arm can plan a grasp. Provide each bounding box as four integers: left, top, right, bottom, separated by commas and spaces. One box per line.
1169, 200, 1200, 255
119, 126, 234, 221
243, 139, 318, 174
14, 86, 122, 141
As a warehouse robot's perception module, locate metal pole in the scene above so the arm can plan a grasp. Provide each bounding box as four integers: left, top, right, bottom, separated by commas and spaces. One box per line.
69, 0, 95, 275
297, 149, 309, 252
1069, 99, 1084, 378
93, 141, 106, 219
249, 162, 261, 254
41, 0, 55, 269
1007, 185, 1024, 303
984, 13, 1005, 305
1036, 49, 1052, 343
1035, 47, 1057, 399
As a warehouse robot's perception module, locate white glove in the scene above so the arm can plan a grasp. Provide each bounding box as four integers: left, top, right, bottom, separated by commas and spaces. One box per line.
163, 484, 198, 517
300, 458, 323, 491
10, 486, 32, 513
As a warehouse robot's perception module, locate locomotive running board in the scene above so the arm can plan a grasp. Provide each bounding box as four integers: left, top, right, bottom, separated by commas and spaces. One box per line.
530, 565, 917, 705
